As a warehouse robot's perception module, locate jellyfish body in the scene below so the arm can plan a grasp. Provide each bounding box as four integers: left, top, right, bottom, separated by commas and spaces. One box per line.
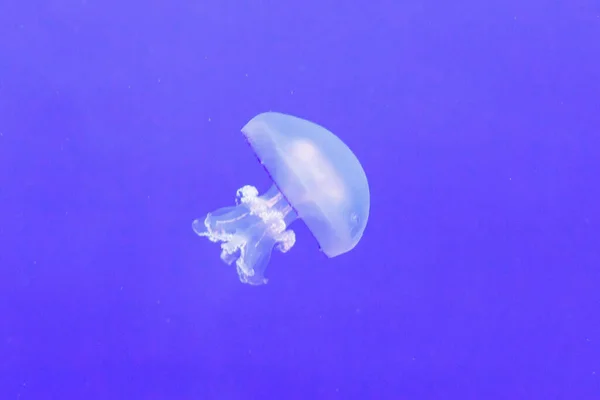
193, 112, 370, 285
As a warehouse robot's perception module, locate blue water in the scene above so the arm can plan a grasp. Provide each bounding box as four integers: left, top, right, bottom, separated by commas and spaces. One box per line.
1, 0, 599, 398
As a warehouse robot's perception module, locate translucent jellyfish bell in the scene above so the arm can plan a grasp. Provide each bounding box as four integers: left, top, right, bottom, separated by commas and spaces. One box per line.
193, 112, 370, 285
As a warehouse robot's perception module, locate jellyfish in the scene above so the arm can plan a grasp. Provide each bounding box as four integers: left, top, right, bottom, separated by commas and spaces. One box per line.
192, 112, 370, 285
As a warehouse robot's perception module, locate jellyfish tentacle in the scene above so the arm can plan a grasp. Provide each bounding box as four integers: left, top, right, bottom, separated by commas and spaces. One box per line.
193, 185, 297, 285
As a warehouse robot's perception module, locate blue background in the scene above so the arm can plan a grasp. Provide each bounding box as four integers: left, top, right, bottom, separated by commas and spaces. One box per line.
1, 0, 599, 398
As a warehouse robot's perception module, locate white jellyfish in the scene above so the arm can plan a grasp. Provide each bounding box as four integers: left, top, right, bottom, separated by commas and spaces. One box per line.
193, 112, 370, 285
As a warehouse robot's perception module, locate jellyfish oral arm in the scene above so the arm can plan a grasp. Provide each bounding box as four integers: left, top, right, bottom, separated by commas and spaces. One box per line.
192, 184, 297, 285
